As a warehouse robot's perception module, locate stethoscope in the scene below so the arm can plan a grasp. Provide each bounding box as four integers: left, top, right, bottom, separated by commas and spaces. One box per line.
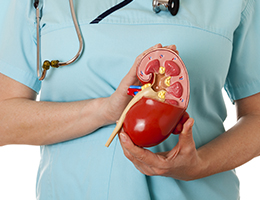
34, 0, 83, 80
34, 0, 179, 81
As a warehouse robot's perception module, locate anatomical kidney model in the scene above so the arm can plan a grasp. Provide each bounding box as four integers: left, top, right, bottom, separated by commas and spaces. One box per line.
105, 48, 190, 147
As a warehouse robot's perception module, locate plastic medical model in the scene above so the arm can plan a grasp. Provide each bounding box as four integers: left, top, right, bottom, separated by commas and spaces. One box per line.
105, 48, 190, 147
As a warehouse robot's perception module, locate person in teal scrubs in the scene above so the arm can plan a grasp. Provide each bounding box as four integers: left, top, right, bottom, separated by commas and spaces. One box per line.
0, 0, 260, 199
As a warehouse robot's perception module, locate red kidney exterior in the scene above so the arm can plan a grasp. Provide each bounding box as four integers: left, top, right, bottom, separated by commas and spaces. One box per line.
123, 97, 185, 147
123, 48, 189, 147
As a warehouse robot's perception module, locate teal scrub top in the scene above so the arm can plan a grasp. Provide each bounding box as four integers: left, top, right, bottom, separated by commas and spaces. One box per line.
0, 0, 260, 199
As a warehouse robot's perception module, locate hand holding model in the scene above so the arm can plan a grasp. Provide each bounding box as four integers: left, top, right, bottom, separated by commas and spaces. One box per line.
119, 116, 200, 181
115, 45, 260, 182
105, 44, 189, 147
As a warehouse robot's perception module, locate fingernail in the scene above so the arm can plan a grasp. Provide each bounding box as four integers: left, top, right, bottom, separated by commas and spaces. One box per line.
187, 118, 194, 129
120, 133, 127, 143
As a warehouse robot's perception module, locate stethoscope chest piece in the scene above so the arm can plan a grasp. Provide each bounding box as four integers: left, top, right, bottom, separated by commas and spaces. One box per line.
153, 0, 180, 16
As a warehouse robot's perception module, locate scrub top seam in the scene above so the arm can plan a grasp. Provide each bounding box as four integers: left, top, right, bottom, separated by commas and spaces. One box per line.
241, 0, 254, 21
0, 59, 41, 93
106, 137, 119, 200
224, 78, 260, 101
40, 22, 232, 43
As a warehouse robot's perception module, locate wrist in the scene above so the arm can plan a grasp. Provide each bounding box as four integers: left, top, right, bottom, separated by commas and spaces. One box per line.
193, 148, 212, 180
97, 97, 117, 126
100, 92, 133, 126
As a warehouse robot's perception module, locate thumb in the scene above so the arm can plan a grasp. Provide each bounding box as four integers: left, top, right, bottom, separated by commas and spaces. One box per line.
166, 118, 195, 159
178, 118, 195, 147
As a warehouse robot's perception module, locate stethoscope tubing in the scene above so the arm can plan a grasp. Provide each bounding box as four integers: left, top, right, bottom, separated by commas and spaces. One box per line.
59, 0, 83, 67
35, 0, 84, 80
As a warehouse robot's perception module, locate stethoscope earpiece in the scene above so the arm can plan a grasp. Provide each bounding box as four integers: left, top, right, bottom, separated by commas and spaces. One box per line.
152, 0, 180, 16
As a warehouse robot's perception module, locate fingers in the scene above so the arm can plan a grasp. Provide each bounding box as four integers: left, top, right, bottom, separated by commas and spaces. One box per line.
119, 118, 197, 178
120, 44, 164, 91
132, 43, 163, 69
172, 112, 190, 134
119, 132, 158, 165
133, 43, 178, 69
129, 43, 178, 80
119, 132, 167, 175
163, 44, 179, 54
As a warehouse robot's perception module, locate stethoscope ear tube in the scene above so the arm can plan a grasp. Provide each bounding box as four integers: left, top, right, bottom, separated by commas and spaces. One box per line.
65, 0, 84, 66
35, 1, 41, 78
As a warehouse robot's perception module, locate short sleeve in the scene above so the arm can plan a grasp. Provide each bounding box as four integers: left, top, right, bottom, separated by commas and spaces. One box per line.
224, 0, 260, 103
0, 1, 41, 93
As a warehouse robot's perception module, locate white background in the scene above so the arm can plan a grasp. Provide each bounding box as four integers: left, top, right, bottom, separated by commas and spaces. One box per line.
0, 90, 259, 200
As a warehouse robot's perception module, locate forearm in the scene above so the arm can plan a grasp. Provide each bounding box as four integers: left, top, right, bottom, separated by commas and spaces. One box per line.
0, 97, 109, 146
0, 44, 170, 147
197, 114, 260, 179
